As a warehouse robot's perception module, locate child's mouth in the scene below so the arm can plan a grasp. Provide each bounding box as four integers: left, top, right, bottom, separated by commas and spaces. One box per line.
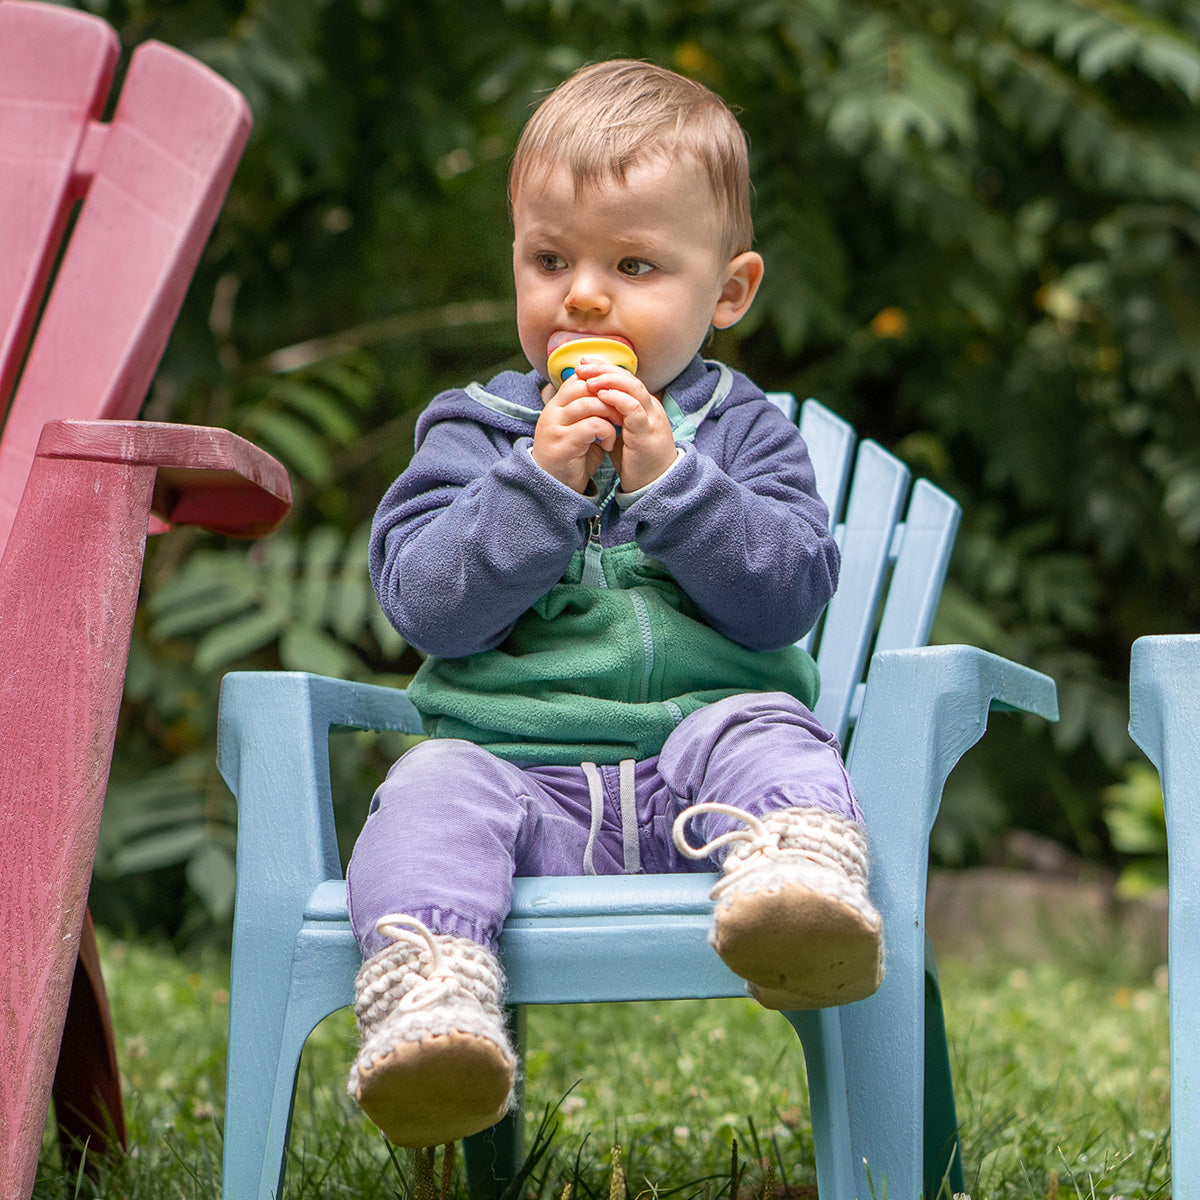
546, 330, 634, 355
545, 335, 639, 388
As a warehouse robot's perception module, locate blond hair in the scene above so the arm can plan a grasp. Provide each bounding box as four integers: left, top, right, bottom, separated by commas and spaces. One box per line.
509, 59, 753, 258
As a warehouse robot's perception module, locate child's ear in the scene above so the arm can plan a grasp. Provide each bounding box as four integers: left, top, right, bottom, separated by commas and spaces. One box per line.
711, 251, 765, 330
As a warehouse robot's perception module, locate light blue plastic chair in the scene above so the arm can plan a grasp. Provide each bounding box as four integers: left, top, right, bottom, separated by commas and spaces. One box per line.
217, 397, 1058, 1200
1129, 633, 1198, 1195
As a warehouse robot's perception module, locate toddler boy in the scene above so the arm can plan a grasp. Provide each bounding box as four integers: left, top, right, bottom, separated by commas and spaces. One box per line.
346, 58, 883, 1150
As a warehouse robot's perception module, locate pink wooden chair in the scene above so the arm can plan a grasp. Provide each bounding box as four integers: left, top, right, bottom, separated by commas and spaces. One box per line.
0, 3, 292, 1195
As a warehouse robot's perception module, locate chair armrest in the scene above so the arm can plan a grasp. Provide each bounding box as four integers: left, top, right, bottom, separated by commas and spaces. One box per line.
1130, 633, 1200, 774
218, 672, 422, 903
218, 671, 421, 773
837, 645, 1056, 1192
850, 644, 1057, 841
36, 419, 291, 537
846, 643, 1058, 1043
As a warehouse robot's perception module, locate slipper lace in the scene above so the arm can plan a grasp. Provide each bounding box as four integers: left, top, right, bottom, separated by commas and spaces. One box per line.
672, 801, 870, 904
354, 913, 505, 1030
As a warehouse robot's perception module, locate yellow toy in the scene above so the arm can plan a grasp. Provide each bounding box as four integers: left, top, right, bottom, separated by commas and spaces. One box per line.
547, 336, 638, 388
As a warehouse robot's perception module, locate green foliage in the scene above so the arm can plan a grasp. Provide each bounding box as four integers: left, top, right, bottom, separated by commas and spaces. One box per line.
148, 522, 404, 677
64, 0, 1200, 934
1102, 761, 1169, 897
232, 352, 380, 489
97, 751, 236, 923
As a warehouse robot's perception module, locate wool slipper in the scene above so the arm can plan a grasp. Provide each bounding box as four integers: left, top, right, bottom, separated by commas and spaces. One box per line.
674, 802, 884, 1011
711, 879, 883, 1009
353, 1028, 514, 1148
349, 914, 516, 1147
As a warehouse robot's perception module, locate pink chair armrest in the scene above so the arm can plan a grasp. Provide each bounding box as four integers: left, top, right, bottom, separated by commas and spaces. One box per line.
35, 419, 292, 538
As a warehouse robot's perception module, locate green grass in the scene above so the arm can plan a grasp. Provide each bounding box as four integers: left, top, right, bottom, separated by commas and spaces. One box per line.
34, 930, 1171, 1199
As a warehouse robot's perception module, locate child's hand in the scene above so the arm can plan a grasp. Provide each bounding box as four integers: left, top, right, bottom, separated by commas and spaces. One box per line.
572, 358, 678, 493
532, 373, 624, 494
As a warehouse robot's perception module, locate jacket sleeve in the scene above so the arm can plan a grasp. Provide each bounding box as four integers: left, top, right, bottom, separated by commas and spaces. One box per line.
369, 417, 597, 657
621, 402, 839, 652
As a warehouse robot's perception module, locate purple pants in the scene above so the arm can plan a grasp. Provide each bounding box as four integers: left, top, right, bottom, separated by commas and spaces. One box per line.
346, 691, 860, 958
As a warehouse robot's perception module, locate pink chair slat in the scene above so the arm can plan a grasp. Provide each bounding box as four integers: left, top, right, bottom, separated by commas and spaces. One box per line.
0, 2, 118, 411
0, 32, 251, 550
0, 421, 289, 1200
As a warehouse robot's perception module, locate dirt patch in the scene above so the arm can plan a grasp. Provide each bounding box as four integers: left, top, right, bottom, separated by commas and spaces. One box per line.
924, 834, 1167, 968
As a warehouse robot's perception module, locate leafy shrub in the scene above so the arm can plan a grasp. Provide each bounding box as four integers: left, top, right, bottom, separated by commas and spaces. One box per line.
78, 0, 1200, 935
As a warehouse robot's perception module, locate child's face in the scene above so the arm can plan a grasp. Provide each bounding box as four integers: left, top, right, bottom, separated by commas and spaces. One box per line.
512, 156, 762, 398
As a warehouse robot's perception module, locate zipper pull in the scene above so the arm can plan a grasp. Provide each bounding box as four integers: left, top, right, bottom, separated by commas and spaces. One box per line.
582, 514, 606, 587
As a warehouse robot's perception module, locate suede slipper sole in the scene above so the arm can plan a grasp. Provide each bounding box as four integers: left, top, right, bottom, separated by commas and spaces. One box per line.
354, 1031, 514, 1147
712, 882, 883, 1011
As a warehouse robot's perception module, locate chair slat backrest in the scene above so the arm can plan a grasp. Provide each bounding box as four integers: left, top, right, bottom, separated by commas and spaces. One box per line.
812, 439, 911, 742
0, 3, 118, 407
0, 0, 251, 552
795, 395, 855, 537
782, 397, 961, 749
873, 479, 961, 657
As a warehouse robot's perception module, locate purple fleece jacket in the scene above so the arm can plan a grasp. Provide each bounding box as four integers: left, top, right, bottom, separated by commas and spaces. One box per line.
370, 355, 840, 660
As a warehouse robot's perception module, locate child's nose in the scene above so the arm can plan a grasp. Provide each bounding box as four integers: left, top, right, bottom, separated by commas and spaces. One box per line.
565, 269, 610, 315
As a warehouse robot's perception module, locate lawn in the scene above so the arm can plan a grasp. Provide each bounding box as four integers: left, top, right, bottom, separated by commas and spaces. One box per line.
35, 923, 1171, 1199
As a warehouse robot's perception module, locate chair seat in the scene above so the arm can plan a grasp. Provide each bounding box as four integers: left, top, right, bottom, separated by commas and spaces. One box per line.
301, 873, 748, 1006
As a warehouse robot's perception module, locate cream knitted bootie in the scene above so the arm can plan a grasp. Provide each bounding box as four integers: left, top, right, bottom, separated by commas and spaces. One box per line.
673, 802, 884, 1010
348, 914, 516, 1147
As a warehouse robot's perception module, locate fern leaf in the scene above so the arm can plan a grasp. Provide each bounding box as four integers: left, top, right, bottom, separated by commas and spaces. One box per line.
110, 826, 208, 875
309, 355, 379, 409
269, 378, 362, 443
240, 408, 334, 483
280, 625, 361, 677
194, 610, 286, 672
151, 586, 257, 639
298, 525, 346, 627
332, 540, 373, 641
186, 841, 238, 920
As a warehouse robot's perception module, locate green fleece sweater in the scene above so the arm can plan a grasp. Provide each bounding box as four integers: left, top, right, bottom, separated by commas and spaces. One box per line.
406, 543, 821, 765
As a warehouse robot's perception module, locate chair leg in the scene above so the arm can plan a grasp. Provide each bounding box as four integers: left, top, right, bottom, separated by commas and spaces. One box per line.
464, 1108, 524, 1200
922, 945, 964, 1197
52, 909, 126, 1175
787, 1008, 857, 1200
464, 1006, 526, 1199
223, 967, 297, 1200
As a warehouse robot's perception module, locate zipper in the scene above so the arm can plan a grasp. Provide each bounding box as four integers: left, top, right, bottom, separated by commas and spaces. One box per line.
581, 515, 606, 587
580, 510, 655, 701
629, 590, 655, 702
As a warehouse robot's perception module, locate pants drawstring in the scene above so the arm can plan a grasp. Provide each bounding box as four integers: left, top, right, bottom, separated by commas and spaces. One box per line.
581, 762, 604, 876
581, 760, 640, 876
618, 759, 640, 874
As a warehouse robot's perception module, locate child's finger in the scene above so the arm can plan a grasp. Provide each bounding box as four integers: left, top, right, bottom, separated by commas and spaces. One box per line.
556, 395, 625, 427
541, 374, 592, 408
589, 418, 619, 451
593, 387, 640, 425
573, 360, 646, 397
552, 415, 618, 452
544, 375, 625, 422
594, 386, 667, 435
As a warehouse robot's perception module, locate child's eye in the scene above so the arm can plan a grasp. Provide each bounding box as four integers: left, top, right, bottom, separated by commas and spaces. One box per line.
618, 258, 655, 277
535, 252, 566, 272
